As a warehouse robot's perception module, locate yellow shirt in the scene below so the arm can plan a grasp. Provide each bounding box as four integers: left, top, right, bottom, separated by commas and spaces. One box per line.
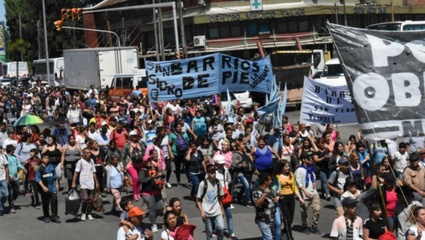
277, 173, 298, 196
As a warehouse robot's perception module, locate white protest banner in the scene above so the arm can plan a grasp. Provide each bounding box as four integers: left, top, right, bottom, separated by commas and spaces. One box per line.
300, 76, 357, 124
328, 23, 425, 140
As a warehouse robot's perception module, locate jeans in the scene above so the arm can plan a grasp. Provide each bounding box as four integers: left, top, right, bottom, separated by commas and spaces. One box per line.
237, 174, 252, 203
318, 170, 330, 195
0, 180, 8, 212
141, 193, 163, 225
274, 205, 282, 240
187, 172, 201, 197
257, 221, 273, 240
205, 214, 224, 240
225, 204, 234, 235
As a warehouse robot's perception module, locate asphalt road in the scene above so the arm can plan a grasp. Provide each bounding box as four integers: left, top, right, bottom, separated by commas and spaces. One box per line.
0, 110, 360, 240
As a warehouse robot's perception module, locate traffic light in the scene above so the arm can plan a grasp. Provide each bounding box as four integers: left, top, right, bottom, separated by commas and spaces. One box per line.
72, 8, 77, 21
54, 20, 63, 31
77, 8, 82, 21
61, 9, 67, 21
66, 9, 72, 19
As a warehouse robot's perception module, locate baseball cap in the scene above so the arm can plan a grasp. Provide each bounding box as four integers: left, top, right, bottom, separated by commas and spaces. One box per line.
341, 197, 358, 206
410, 152, 420, 162
129, 130, 138, 136
128, 207, 145, 218
338, 156, 349, 165
206, 164, 217, 172
147, 120, 153, 124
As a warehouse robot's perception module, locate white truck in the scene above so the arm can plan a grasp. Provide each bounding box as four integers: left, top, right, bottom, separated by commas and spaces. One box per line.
63, 47, 139, 90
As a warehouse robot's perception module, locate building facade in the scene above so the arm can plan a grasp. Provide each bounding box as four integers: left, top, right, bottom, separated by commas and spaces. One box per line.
84, 0, 425, 60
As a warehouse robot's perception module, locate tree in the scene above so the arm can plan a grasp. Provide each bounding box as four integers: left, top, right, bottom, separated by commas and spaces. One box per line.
4, 0, 103, 62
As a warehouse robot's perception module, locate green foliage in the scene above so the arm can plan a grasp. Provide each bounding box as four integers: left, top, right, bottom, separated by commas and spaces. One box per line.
4, 0, 103, 61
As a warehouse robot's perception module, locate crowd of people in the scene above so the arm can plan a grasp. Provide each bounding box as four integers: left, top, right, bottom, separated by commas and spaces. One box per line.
0, 81, 424, 240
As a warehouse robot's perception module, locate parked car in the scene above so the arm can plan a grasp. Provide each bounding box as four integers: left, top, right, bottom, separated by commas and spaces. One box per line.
0, 77, 15, 87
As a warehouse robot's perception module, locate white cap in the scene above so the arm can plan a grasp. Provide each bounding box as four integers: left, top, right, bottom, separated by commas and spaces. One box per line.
129, 130, 138, 136
214, 155, 226, 164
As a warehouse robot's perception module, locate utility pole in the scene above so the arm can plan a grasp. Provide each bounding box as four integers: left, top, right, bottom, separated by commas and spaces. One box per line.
153, 10, 159, 60
158, 7, 165, 61
343, 0, 347, 26
178, 0, 187, 58
19, 13, 23, 61
42, 0, 51, 86
335, 2, 338, 24
37, 20, 42, 59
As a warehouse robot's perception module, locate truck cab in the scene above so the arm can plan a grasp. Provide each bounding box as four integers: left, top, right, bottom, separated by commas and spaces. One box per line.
109, 71, 148, 101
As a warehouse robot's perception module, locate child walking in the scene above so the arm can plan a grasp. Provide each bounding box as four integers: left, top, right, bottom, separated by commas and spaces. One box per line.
72, 147, 99, 221
35, 154, 61, 223
25, 148, 41, 209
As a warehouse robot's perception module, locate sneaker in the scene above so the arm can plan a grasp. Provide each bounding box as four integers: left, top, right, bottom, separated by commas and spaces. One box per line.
10, 207, 16, 213
230, 204, 235, 209
51, 216, 61, 223
87, 214, 94, 221
35, 205, 41, 209
80, 214, 86, 221
325, 194, 331, 201
230, 233, 237, 239
246, 202, 255, 208
43, 217, 50, 223
151, 224, 158, 233
302, 227, 310, 235
310, 226, 321, 235
166, 182, 172, 189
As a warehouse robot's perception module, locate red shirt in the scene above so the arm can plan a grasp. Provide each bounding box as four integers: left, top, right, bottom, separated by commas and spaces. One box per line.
110, 129, 128, 150
25, 157, 41, 181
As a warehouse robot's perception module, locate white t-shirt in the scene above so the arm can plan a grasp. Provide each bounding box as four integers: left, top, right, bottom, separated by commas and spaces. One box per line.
160, 135, 169, 158
393, 151, 409, 172
330, 215, 363, 240
117, 225, 146, 240
161, 229, 175, 240
0, 154, 8, 181
3, 138, 18, 150
75, 158, 96, 190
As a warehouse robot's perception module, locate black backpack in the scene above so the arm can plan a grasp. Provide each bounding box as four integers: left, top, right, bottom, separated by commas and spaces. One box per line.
130, 145, 143, 165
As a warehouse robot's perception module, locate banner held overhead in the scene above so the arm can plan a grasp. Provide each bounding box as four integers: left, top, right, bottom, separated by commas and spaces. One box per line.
145, 53, 273, 102
300, 76, 357, 125
328, 23, 425, 140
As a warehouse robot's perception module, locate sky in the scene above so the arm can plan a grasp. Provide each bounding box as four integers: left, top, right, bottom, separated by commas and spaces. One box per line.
0, 0, 4, 23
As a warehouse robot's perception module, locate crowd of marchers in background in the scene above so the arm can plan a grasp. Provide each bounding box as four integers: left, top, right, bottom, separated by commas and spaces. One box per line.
0, 81, 424, 240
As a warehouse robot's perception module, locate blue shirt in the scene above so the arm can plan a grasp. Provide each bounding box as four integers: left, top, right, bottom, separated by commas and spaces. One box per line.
5, 154, 24, 179
35, 164, 57, 192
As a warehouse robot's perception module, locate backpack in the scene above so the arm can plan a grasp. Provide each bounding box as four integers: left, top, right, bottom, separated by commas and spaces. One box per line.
175, 134, 189, 152
331, 170, 353, 190
130, 145, 143, 165
196, 178, 220, 207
